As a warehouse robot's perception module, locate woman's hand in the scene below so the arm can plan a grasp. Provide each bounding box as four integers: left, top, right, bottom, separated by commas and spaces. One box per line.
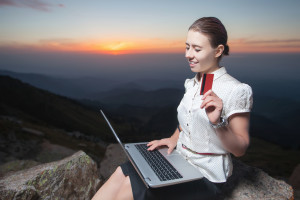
147, 137, 178, 155
200, 89, 223, 124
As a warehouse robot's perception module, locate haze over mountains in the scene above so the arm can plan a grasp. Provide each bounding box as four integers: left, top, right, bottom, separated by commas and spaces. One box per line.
1, 69, 299, 149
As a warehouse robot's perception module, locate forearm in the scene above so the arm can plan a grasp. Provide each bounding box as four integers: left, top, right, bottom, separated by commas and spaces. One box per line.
215, 124, 249, 157
170, 125, 181, 141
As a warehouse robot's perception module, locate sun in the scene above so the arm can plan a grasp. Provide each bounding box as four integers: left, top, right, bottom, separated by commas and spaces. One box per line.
101, 42, 133, 54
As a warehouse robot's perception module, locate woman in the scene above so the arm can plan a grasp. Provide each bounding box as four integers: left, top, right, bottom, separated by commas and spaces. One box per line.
92, 17, 253, 200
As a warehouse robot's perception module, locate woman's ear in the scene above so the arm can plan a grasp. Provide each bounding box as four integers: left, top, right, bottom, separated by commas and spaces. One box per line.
215, 44, 224, 58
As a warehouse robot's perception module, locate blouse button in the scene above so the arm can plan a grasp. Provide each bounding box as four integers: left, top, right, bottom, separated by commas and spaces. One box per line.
187, 123, 189, 126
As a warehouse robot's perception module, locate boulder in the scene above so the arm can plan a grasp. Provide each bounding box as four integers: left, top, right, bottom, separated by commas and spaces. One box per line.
100, 143, 294, 200
0, 151, 101, 200
99, 143, 127, 180
289, 164, 300, 199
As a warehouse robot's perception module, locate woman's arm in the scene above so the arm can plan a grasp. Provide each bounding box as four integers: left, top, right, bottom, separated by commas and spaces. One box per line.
201, 90, 250, 157
147, 126, 181, 154
215, 113, 250, 157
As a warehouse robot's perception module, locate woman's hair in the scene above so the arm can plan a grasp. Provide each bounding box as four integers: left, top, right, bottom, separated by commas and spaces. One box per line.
189, 17, 229, 57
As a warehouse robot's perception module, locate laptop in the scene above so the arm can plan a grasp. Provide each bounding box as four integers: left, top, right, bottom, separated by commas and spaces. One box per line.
100, 110, 203, 188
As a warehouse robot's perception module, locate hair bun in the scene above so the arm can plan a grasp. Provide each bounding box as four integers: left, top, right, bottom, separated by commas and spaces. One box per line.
223, 44, 229, 56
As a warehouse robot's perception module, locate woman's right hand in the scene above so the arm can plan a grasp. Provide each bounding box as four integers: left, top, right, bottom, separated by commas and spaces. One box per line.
147, 137, 178, 155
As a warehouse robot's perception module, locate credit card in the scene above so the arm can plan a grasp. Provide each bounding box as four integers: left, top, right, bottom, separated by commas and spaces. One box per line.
200, 74, 214, 95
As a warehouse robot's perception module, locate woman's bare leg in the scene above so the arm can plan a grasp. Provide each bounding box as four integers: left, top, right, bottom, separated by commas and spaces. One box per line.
92, 166, 126, 200
115, 176, 134, 200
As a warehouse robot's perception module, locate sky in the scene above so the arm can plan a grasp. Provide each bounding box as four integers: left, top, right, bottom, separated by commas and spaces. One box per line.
1, 0, 300, 55
0, 0, 300, 87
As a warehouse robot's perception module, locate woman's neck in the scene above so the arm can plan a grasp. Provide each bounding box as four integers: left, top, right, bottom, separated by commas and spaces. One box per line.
197, 66, 220, 81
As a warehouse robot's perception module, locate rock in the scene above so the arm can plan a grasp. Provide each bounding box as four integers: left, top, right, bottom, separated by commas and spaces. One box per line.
289, 164, 300, 199
0, 151, 101, 200
289, 164, 300, 189
35, 140, 77, 163
0, 160, 40, 177
22, 127, 44, 137
99, 143, 128, 180
219, 159, 294, 200
100, 143, 294, 200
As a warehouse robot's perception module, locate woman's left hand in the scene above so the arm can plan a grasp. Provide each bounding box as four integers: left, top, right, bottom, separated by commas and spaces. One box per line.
200, 90, 223, 124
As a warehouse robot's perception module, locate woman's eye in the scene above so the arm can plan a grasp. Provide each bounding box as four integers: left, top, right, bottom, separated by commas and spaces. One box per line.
186, 46, 190, 50
195, 49, 201, 52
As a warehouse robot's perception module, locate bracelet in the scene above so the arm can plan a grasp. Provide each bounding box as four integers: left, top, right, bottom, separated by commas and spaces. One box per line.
210, 117, 228, 129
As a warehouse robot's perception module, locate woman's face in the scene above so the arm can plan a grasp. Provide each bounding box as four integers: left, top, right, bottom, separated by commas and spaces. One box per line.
185, 30, 219, 74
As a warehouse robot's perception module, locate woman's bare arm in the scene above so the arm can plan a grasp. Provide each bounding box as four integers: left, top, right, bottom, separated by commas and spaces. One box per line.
215, 113, 250, 157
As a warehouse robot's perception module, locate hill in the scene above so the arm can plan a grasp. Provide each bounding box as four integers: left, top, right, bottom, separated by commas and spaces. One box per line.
0, 75, 115, 141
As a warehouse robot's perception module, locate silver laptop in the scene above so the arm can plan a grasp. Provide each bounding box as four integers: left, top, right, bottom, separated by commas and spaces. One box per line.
100, 110, 203, 188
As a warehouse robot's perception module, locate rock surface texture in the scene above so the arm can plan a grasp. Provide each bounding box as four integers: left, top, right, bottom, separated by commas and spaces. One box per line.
289, 164, 300, 199
100, 143, 294, 200
0, 151, 101, 200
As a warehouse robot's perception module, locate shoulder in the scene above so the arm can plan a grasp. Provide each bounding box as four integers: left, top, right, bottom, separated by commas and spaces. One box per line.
183, 78, 194, 92
216, 72, 252, 95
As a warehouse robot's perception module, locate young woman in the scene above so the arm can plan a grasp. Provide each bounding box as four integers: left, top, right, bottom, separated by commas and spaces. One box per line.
92, 17, 253, 200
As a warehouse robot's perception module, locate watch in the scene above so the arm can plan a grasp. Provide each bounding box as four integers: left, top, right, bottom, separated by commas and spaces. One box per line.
210, 117, 228, 129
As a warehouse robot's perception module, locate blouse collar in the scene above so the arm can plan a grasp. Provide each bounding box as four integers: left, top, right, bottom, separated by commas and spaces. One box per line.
193, 66, 227, 86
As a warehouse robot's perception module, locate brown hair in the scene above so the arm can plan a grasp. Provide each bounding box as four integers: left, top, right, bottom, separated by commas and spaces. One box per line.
189, 17, 229, 57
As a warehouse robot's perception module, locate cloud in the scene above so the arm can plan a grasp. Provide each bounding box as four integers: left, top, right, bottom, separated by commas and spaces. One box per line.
228, 38, 300, 52
0, 0, 16, 6
0, 0, 65, 11
231, 38, 300, 46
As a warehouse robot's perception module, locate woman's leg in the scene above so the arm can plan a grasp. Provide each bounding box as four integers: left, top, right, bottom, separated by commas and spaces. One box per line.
114, 176, 134, 200
92, 166, 127, 200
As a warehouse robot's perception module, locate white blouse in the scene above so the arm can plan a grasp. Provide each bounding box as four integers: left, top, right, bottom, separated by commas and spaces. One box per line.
176, 66, 253, 183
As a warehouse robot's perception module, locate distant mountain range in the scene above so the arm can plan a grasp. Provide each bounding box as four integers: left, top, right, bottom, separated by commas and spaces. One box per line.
0, 70, 184, 99
0, 75, 113, 140
1, 70, 299, 149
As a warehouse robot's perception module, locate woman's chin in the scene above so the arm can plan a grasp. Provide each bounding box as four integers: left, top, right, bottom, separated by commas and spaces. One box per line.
190, 67, 199, 73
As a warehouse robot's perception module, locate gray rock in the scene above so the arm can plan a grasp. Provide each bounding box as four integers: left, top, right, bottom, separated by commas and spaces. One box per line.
0, 151, 101, 200
219, 159, 294, 200
289, 164, 300, 199
100, 143, 294, 200
99, 143, 127, 180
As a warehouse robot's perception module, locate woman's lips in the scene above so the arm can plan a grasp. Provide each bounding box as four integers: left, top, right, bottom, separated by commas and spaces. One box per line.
189, 61, 198, 67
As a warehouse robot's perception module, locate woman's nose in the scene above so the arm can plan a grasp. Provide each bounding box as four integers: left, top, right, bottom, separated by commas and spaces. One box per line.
185, 49, 193, 58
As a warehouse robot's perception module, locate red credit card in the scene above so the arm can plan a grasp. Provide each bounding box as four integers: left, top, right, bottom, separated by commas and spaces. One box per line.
200, 74, 214, 95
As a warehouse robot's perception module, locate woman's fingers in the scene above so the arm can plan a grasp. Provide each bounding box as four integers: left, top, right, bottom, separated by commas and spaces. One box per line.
167, 143, 176, 154
202, 89, 214, 99
203, 101, 219, 109
200, 96, 218, 109
147, 138, 172, 151
147, 139, 164, 151
147, 140, 157, 146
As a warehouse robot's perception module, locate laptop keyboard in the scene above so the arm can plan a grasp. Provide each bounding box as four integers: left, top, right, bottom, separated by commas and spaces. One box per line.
135, 144, 183, 181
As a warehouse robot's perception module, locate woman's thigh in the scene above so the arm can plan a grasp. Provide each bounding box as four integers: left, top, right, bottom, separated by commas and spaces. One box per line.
92, 166, 127, 200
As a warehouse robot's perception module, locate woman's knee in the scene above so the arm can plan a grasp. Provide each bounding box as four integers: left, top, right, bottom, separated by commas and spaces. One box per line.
112, 166, 126, 180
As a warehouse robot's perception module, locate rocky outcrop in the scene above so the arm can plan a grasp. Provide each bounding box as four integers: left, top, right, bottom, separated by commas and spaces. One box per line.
99, 143, 128, 180
289, 164, 300, 199
100, 143, 294, 200
0, 151, 101, 200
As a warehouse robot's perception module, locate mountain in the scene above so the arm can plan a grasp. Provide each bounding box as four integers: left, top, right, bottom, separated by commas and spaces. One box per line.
90, 88, 184, 107
0, 70, 184, 100
0, 75, 114, 140
0, 70, 122, 99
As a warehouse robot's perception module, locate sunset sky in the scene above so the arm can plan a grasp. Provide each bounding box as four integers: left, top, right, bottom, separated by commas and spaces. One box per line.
1, 0, 300, 54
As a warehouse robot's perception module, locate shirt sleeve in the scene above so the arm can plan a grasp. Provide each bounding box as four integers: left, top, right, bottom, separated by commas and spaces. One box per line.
184, 78, 192, 93
224, 83, 253, 119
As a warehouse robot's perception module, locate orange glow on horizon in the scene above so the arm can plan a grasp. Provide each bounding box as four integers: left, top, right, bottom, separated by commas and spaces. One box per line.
1, 38, 300, 54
